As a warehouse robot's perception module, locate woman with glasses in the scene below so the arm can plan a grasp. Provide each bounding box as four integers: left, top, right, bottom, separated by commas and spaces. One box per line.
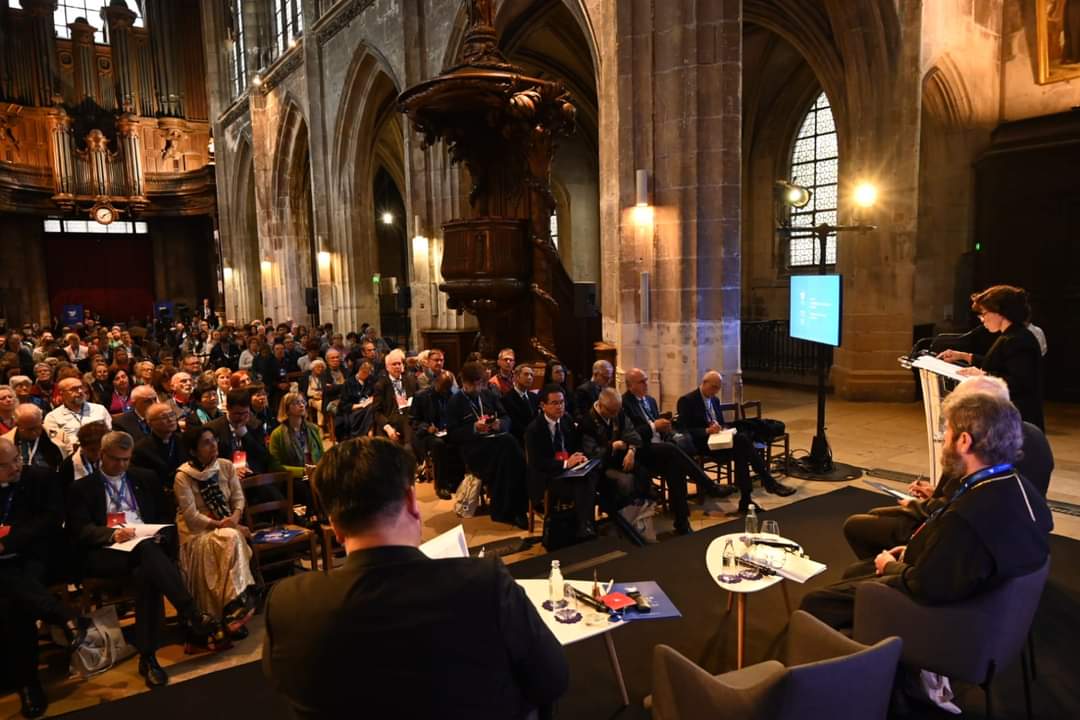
269, 392, 324, 478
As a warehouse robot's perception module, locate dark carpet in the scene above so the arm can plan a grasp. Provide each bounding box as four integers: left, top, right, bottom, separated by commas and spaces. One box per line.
62, 487, 1080, 719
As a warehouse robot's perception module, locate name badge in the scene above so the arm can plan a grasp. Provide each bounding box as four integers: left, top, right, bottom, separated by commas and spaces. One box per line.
397, 394, 411, 409
107, 512, 126, 528
232, 450, 248, 473
0, 525, 10, 539
554, 451, 569, 462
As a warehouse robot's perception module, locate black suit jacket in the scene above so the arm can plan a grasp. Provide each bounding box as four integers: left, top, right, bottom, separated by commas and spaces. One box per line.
675, 389, 728, 453
410, 387, 451, 435
578, 405, 642, 468
263, 546, 568, 720
446, 389, 511, 451
502, 388, 539, 442
0, 466, 63, 562
10, 431, 64, 474
112, 410, 151, 442
372, 373, 419, 434
132, 433, 183, 490
973, 324, 1045, 430
573, 381, 604, 420
67, 466, 168, 550
205, 416, 272, 474
622, 391, 664, 445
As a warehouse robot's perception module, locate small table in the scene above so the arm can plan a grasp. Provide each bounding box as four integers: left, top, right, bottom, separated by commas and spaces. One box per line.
517, 578, 630, 706
705, 533, 794, 669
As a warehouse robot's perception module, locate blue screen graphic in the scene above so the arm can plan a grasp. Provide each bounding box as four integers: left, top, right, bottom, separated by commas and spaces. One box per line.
789, 275, 842, 346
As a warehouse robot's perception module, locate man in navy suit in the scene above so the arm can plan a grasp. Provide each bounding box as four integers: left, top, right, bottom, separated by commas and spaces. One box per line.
502, 364, 540, 446
524, 384, 598, 540
676, 371, 794, 514
623, 368, 734, 535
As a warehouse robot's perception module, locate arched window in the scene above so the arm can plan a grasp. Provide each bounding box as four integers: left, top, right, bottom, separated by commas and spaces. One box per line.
788, 91, 838, 266
226, 0, 247, 99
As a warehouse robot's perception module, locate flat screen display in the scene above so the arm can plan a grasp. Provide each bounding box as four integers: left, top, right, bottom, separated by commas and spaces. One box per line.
789, 274, 842, 346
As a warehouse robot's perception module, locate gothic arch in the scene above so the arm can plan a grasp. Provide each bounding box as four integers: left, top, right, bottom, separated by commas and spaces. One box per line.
922, 55, 975, 129
224, 132, 261, 321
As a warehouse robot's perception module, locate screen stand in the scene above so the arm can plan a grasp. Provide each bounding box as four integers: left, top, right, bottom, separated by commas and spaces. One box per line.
807, 339, 833, 473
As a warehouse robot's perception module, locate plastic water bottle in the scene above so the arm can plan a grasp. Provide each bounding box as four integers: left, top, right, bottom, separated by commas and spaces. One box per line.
744, 504, 759, 536
548, 560, 564, 604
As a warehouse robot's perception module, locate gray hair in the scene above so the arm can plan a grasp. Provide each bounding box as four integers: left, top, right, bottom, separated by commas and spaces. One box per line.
592, 360, 613, 375
310, 359, 327, 371
101, 431, 135, 454
131, 385, 158, 402
9, 375, 32, 388
386, 348, 405, 365
598, 387, 622, 409
953, 375, 1010, 401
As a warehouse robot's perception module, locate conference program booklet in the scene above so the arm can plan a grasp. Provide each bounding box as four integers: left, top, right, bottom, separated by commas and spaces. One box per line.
863, 479, 916, 502
557, 458, 601, 479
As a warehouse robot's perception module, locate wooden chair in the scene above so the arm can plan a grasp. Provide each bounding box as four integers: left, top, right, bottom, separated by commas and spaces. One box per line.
741, 400, 790, 476
241, 472, 318, 587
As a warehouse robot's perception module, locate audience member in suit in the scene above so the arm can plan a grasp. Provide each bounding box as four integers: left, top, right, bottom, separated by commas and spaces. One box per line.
371, 349, 418, 446
205, 389, 272, 477
573, 360, 612, 421
410, 372, 464, 500
132, 403, 184, 493
263, 344, 292, 418
338, 360, 377, 438
623, 368, 733, 535
939, 285, 1045, 430
802, 392, 1052, 631
676, 371, 794, 515
447, 362, 529, 529
490, 347, 516, 395
67, 431, 223, 688
578, 388, 653, 517
3, 404, 63, 474
112, 385, 158, 442
502, 364, 539, 446
209, 333, 240, 371
842, 376, 1054, 560
524, 384, 598, 540
0, 438, 82, 719
263, 437, 568, 719
543, 362, 575, 420
58, 420, 108, 491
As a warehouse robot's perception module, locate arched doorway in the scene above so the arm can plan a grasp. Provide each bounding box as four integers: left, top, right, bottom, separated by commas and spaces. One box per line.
372, 166, 409, 347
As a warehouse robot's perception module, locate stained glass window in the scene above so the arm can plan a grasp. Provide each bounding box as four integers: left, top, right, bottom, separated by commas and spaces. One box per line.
787, 92, 838, 266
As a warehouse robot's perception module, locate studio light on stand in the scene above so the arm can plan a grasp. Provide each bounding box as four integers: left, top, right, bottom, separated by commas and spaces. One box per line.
777, 179, 878, 477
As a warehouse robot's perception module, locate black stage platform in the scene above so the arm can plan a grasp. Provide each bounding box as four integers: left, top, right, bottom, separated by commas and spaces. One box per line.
64, 488, 1080, 719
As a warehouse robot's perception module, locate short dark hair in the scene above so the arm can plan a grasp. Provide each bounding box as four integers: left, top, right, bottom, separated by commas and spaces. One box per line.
943, 391, 1023, 466
312, 437, 416, 535
461, 361, 486, 384
226, 388, 252, 409
77, 420, 109, 447
970, 285, 1030, 325
182, 423, 217, 460
539, 383, 565, 404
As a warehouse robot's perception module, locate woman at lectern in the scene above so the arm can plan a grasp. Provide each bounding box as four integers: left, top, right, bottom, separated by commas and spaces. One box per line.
938, 285, 1044, 430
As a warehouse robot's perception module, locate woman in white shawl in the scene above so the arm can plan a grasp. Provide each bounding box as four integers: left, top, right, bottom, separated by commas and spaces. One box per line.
174, 424, 256, 644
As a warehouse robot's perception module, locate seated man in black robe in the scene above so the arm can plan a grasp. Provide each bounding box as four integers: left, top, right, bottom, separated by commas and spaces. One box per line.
410, 371, 464, 500
446, 362, 528, 529
842, 375, 1054, 560
801, 391, 1053, 632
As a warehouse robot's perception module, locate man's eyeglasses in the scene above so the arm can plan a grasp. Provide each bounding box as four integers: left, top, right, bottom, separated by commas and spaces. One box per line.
544, 399, 565, 406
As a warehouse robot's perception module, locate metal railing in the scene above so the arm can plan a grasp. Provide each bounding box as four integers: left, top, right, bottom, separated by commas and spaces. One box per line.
741, 320, 831, 377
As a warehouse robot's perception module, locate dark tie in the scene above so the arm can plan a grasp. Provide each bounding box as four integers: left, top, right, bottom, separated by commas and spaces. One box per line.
641, 397, 656, 421
20, 441, 30, 465
553, 423, 565, 453
705, 399, 717, 424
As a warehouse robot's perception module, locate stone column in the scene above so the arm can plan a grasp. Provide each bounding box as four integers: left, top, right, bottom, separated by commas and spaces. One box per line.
68, 17, 100, 108
143, 0, 185, 116
605, 0, 743, 408
20, 0, 59, 107
103, 0, 139, 113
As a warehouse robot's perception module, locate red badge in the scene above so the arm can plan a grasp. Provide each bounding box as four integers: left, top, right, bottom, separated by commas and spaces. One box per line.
232, 450, 248, 473
0, 525, 10, 539
106, 512, 126, 528
554, 451, 569, 462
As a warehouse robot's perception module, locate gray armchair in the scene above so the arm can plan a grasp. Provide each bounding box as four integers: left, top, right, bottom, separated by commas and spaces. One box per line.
649, 610, 901, 720
853, 558, 1050, 720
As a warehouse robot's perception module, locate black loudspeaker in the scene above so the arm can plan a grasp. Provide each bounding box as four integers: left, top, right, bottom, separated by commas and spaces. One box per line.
573, 282, 598, 318
305, 287, 319, 315
397, 287, 412, 312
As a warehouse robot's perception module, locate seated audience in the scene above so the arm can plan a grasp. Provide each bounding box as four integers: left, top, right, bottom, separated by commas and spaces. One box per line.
166, 371, 195, 427
325, 347, 348, 386
542, 361, 575, 419
416, 348, 446, 390
213, 366, 232, 409
371, 349, 417, 445
248, 383, 278, 437
191, 382, 222, 426
410, 371, 464, 500
11, 375, 47, 413
113, 384, 158, 441
801, 391, 1053, 631
59, 420, 108, 489
107, 369, 133, 414
43, 377, 112, 458
89, 363, 111, 406
180, 352, 203, 376
491, 347, 516, 395
174, 425, 257, 642
206, 389, 273, 477
133, 360, 155, 388
502, 364, 539, 446
447, 361, 529, 529
843, 375, 1054, 560
263, 437, 568, 718
132, 403, 184, 492
296, 339, 322, 374
63, 333, 88, 363
269, 392, 324, 478
574, 360, 612, 421
0, 437, 81, 719
525, 384, 598, 540
30, 363, 54, 409
3, 404, 63, 473
68, 431, 224, 688
299, 358, 328, 427
209, 333, 240, 371
676, 371, 794, 514
623, 367, 730, 535
0, 383, 16, 434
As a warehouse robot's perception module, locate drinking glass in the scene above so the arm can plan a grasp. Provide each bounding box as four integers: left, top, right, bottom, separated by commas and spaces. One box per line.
555, 582, 582, 623
761, 520, 779, 538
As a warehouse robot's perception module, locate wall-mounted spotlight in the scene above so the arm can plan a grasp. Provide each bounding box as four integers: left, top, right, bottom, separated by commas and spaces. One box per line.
381, 211, 395, 225
776, 180, 812, 208
852, 181, 878, 209
260, 258, 272, 273
632, 168, 654, 226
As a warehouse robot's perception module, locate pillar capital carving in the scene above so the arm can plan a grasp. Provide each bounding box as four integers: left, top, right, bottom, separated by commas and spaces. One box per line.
102, 0, 138, 30
115, 113, 140, 137
68, 17, 98, 45
18, 0, 58, 18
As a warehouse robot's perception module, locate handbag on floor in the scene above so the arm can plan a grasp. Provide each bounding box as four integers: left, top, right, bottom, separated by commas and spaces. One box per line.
67, 605, 137, 678
453, 472, 482, 517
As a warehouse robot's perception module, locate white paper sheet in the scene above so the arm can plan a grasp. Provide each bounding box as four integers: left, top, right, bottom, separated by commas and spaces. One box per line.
107, 524, 172, 552
912, 355, 967, 382
419, 524, 469, 560
707, 428, 735, 450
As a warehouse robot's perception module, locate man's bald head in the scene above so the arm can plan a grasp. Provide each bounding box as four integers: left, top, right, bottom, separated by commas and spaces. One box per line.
146, 402, 178, 439
131, 384, 158, 414
625, 368, 648, 398
0, 437, 21, 484
700, 371, 723, 398
14, 403, 43, 441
